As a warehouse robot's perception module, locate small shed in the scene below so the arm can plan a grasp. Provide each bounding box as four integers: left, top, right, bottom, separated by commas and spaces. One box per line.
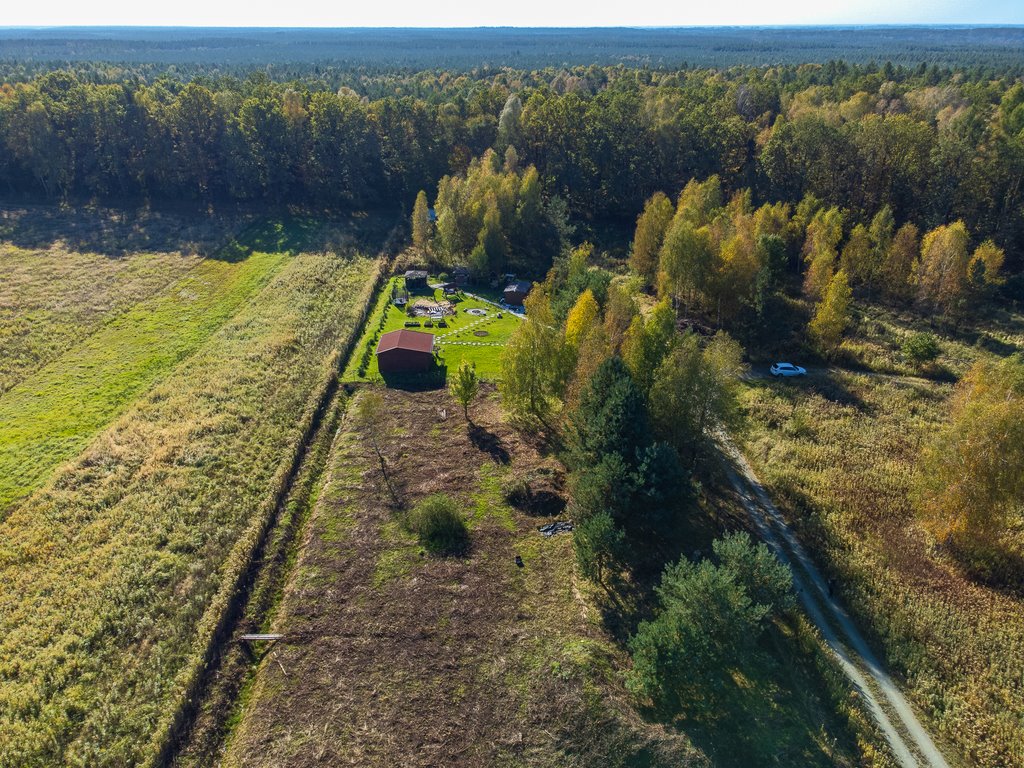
404, 270, 429, 291
376, 329, 435, 373
452, 265, 471, 287
503, 280, 532, 307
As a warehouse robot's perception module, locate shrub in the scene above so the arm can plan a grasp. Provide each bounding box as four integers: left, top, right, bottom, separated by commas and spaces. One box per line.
902, 332, 940, 367
410, 494, 468, 555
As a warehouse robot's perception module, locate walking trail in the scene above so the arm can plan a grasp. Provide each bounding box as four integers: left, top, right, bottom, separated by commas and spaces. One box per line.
719, 436, 954, 768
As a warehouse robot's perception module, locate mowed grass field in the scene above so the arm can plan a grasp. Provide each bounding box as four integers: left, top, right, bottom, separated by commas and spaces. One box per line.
0, 206, 256, 396
343, 276, 524, 382
223, 388, 705, 768
0, 244, 200, 395
0, 250, 286, 516
739, 312, 1024, 767
0, 215, 386, 766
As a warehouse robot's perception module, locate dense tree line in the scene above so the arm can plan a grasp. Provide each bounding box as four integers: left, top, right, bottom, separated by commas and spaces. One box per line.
3, 28, 1023, 78
498, 245, 748, 580
419, 147, 566, 276
632, 175, 1007, 359
2, 64, 1023, 275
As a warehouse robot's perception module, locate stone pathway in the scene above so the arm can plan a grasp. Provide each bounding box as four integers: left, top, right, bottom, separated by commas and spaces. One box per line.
436, 315, 491, 341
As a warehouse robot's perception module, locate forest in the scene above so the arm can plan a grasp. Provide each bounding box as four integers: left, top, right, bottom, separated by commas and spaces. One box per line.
1, 27, 1023, 73
1, 60, 1023, 288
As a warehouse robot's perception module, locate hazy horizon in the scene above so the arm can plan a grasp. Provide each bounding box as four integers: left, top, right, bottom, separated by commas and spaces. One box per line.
1, 0, 1021, 28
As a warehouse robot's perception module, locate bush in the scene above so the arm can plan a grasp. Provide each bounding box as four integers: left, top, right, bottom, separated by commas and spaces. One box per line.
902, 332, 940, 367
409, 494, 468, 555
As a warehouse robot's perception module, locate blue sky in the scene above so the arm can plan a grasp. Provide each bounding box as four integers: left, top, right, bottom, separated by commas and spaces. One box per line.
4, 0, 1022, 27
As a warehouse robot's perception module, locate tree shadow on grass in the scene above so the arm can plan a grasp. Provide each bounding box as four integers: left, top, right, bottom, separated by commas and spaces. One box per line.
654, 628, 857, 768
468, 423, 511, 465
0, 204, 401, 262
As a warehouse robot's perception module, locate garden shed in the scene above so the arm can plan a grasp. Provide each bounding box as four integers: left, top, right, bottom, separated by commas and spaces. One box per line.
404, 270, 429, 290
503, 280, 532, 306
376, 329, 436, 373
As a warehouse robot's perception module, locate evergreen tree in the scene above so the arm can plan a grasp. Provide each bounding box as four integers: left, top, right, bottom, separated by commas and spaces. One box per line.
567, 355, 650, 471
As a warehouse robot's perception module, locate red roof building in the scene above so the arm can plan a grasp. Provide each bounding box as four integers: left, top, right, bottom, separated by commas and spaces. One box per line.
376, 329, 436, 373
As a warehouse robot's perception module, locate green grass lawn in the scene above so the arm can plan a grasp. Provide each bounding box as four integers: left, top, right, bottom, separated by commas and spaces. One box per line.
342, 277, 525, 382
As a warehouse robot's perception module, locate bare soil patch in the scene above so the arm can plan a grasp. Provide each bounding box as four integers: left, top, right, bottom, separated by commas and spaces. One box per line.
225, 386, 703, 768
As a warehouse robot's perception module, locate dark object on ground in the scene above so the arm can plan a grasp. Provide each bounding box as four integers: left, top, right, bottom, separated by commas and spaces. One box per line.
469, 423, 511, 464
538, 521, 574, 537
474, 330, 489, 337
404, 321, 421, 327
515, 555, 524, 568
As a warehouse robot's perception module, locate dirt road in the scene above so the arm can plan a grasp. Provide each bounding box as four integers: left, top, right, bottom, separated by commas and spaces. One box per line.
719, 437, 954, 768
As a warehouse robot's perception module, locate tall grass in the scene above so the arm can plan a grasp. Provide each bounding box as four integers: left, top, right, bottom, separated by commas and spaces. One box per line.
741, 369, 1024, 766
0, 244, 201, 395
0, 245, 382, 767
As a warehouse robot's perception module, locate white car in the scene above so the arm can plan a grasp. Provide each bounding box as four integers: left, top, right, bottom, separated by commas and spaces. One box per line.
770, 362, 807, 377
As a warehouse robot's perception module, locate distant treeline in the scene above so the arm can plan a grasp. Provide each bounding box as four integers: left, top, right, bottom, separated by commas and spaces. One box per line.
1, 62, 1023, 272
1, 27, 1023, 74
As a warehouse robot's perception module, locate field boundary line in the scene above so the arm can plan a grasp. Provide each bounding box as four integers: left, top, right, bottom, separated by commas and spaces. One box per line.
151, 229, 401, 767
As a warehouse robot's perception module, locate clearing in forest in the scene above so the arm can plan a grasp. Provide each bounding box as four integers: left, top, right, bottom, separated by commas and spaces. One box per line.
223, 387, 703, 768
741, 309, 1024, 767
343, 276, 524, 382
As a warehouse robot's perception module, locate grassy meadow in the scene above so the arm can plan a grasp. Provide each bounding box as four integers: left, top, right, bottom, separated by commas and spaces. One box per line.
343, 276, 524, 382
0, 219, 384, 766
739, 309, 1024, 767
0, 245, 200, 395
0, 251, 287, 516
0, 206, 253, 395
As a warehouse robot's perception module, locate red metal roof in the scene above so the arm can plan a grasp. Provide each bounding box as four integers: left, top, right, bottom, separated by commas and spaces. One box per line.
376, 329, 435, 355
